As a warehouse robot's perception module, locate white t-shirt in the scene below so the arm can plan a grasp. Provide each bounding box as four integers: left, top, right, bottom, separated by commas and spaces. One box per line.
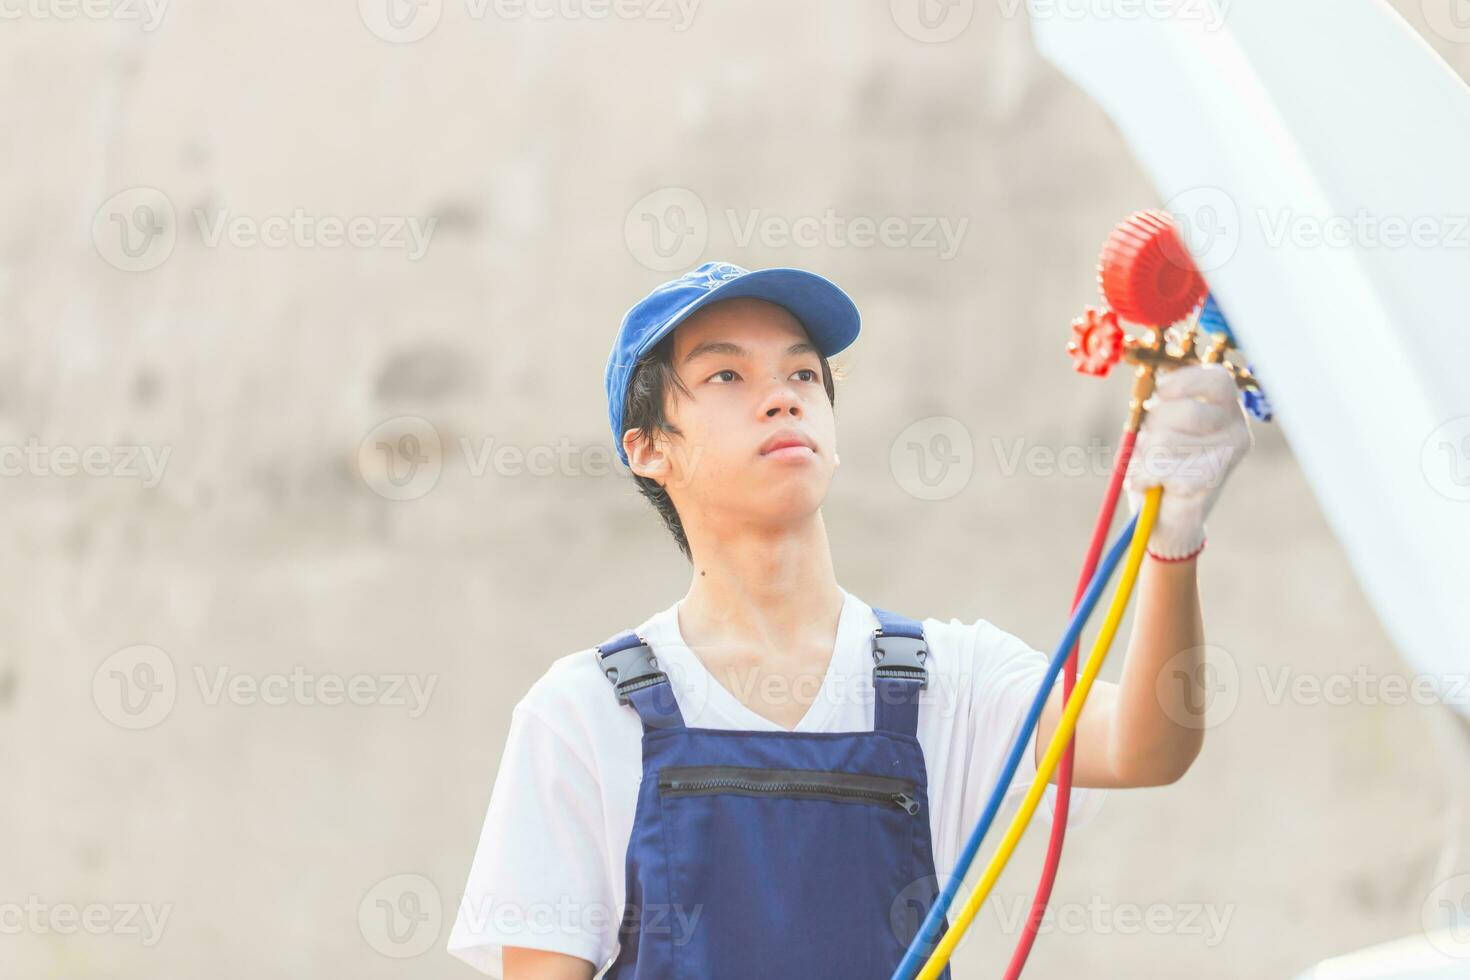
447, 586, 1108, 977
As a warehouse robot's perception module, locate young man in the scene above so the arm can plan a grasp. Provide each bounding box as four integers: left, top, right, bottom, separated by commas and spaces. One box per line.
448, 261, 1252, 979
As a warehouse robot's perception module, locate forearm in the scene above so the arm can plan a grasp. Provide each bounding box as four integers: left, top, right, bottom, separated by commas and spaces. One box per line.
1106, 554, 1206, 785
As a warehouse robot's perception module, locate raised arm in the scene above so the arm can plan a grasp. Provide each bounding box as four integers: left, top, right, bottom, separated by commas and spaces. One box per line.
1034, 364, 1251, 789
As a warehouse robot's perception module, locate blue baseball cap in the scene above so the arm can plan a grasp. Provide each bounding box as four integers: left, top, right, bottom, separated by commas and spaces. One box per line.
604, 261, 861, 466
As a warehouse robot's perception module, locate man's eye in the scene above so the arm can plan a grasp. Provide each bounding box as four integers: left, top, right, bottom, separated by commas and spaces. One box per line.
793, 368, 818, 382
709, 369, 738, 383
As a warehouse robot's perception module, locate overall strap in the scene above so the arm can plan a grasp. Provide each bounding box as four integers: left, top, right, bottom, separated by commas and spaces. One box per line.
595, 630, 686, 731
869, 607, 929, 738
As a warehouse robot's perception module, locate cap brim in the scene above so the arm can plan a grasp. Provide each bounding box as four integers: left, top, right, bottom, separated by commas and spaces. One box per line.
636, 267, 860, 362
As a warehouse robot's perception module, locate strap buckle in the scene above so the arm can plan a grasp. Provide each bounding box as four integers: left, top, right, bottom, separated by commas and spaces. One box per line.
871, 628, 928, 690
597, 636, 669, 706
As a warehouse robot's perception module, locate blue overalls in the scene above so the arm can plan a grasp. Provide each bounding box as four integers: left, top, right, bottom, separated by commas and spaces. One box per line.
595, 608, 953, 979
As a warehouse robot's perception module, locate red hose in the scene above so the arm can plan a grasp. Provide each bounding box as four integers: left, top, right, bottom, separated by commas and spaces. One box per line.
1003, 426, 1138, 979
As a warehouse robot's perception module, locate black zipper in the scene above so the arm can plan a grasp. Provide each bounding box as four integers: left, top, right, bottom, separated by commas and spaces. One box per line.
658, 764, 920, 815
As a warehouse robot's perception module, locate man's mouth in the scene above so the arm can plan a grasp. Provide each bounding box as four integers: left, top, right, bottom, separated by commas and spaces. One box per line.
759, 431, 818, 459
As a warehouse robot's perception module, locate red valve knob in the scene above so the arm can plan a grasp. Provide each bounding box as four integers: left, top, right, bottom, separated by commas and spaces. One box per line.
1097, 210, 1206, 327
1067, 307, 1124, 377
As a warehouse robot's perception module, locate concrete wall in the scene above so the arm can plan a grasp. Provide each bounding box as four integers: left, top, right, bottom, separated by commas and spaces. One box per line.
4, 1, 1467, 976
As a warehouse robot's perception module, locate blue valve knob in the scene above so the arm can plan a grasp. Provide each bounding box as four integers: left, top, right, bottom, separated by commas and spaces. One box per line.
1198, 294, 1235, 344
1198, 295, 1272, 422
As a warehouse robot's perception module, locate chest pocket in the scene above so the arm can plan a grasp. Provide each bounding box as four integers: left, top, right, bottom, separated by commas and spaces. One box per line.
656, 762, 925, 979
660, 764, 920, 813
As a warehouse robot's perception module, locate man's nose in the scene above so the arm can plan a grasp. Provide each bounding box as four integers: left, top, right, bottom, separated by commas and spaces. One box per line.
763, 376, 802, 416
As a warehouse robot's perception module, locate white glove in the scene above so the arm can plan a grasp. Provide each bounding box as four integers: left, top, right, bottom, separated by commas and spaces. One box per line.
1125, 363, 1254, 561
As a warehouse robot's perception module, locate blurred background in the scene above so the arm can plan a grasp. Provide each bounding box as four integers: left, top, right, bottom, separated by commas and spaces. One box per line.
5, 0, 1469, 976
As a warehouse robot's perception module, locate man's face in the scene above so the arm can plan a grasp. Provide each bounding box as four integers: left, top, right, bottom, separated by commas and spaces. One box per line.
629, 296, 838, 530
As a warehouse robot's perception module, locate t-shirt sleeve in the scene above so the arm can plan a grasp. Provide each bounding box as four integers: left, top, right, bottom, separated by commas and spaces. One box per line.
965, 620, 1108, 832
447, 700, 617, 977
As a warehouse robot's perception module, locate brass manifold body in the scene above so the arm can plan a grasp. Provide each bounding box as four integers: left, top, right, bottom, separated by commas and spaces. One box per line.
1068, 306, 1265, 433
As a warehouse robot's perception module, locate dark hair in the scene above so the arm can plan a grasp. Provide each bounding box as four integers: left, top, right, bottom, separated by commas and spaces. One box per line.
620, 330, 840, 562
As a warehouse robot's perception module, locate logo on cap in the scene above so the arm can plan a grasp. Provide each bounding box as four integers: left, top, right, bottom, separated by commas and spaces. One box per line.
689, 262, 746, 290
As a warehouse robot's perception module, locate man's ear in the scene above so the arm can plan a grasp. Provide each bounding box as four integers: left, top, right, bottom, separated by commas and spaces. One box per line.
623, 428, 671, 486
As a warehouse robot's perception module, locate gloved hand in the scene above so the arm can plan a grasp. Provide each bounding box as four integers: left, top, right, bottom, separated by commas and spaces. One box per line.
1125, 363, 1254, 561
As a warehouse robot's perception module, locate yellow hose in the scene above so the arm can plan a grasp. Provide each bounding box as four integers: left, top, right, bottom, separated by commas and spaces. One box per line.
916, 485, 1163, 979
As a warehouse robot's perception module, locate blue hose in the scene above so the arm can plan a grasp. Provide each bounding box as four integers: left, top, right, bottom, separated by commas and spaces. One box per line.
892, 513, 1140, 980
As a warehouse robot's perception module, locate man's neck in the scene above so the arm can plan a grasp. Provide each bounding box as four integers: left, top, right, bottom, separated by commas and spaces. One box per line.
676, 510, 845, 659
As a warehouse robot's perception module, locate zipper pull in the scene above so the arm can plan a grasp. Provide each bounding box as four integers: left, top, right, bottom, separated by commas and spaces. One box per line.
892, 792, 920, 815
